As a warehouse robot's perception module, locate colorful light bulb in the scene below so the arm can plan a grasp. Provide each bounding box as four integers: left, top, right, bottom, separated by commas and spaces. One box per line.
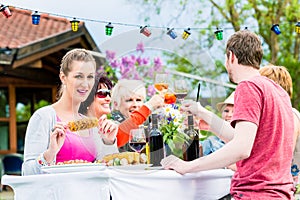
167, 28, 177, 39
0, 5, 12, 18
295, 22, 300, 34
105, 22, 114, 36
182, 28, 191, 40
31, 11, 41, 25
214, 28, 223, 40
140, 26, 151, 37
271, 24, 281, 35
70, 18, 80, 32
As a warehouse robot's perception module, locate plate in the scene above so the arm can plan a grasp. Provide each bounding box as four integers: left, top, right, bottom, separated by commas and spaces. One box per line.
145, 166, 164, 170
108, 164, 153, 171
41, 163, 107, 174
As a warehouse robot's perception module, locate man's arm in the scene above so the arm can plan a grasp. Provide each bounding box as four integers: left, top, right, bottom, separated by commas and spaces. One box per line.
161, 121, 258, 174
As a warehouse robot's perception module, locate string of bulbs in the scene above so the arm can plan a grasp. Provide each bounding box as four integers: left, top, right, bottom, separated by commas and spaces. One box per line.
1, 4, 300, 41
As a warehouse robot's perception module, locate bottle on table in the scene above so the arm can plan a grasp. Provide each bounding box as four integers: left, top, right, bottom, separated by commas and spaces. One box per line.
149, 113, 164, 166
184, 115, 199, 161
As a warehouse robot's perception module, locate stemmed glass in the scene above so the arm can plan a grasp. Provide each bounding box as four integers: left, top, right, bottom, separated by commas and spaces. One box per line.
154, 73, 176, 104
129, 128, 146, 153
174, 79, 188, 103
154, 73, 169, 94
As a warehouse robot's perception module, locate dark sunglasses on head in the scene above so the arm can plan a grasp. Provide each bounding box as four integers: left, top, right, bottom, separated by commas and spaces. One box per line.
96, 89, 111, 98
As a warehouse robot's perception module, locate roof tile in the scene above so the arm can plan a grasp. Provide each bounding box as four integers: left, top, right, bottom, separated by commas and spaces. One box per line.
0, 7, 78, 48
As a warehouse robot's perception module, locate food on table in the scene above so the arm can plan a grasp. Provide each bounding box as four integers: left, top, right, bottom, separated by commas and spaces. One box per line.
68, 117, 98, 131
56, 159, 92, 165
97, 152, 147, 166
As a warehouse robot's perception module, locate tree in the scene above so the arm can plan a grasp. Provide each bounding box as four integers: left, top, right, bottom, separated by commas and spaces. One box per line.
133, 0, 300, 109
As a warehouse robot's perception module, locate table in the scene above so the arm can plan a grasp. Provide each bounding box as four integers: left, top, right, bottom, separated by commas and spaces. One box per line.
2, 171, 110, 200
2, 168, 233, 200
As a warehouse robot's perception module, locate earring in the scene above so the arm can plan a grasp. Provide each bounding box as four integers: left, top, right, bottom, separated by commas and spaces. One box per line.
87, 107, 89, 110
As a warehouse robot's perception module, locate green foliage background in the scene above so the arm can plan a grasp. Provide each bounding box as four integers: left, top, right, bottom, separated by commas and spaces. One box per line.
135, 0, 300, 109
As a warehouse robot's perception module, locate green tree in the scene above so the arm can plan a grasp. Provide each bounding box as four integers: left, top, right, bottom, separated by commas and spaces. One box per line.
133, 0, 300, 109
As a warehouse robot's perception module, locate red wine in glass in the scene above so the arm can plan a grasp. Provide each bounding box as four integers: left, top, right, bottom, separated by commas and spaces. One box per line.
129, 142, 146, 153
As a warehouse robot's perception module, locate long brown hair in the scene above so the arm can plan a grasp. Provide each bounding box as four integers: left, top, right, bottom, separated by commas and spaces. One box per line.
57, 48, 96, 99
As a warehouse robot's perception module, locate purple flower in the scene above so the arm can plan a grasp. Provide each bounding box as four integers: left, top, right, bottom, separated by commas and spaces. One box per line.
133, 72, 141, 80
147, 85, 156, 96
136, 57, 142, 65
142, 58, 149, 65
110, 59, 119, 69
105, 50, 116, 61
146, 68, 155, 77
136, 42, 144, 53
154, 57, 163, 71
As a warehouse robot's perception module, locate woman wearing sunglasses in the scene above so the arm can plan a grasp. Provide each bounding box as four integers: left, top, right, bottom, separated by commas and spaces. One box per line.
80, 77, 164, 150
80, 73, 114, 118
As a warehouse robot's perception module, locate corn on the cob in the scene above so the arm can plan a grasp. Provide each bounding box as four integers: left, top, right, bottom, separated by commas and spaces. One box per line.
68, 117, 99, 132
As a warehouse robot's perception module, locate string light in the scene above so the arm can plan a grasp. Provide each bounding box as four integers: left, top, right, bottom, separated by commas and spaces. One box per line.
105, 22, 114, 36
167, 28, 177, 39
140, 26, 151, 37
70, 18, 80, 32
295, 22, 300, 34
31, 11, 40, 25
214, 28, 223, 40
182, 28, 191, 40
0, 5, 12, 18
2, 4, 299, 40
271, 24, 281, 35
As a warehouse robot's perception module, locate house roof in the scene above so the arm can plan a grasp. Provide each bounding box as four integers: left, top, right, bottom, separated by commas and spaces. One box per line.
0, 7, 73, 49
0, 7, 103, 85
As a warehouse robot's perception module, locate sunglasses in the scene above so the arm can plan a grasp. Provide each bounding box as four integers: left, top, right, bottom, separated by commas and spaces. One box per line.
96, 89, 111, 98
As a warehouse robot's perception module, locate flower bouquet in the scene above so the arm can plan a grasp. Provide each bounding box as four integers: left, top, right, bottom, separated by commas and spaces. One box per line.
157, 104, 189, 158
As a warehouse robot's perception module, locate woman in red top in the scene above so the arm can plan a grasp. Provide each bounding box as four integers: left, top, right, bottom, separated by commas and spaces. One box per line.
80, 77, 164, 149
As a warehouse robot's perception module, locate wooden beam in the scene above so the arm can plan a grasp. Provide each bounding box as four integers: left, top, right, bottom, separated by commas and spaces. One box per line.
12, 38, 81, 68
26, 60, 43, 68
8, 84, 17, 152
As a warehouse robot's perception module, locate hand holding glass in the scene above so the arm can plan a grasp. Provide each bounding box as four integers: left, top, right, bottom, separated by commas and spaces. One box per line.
129, 129, 146, 153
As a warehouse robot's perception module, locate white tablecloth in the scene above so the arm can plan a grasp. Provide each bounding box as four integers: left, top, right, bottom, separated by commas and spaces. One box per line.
2, 171, 110, 200
109, 168, 233, 200
2, 168, 233, 200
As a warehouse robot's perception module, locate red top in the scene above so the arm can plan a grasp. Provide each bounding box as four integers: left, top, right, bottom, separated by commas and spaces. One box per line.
116, 105, 151, 147
230, 76, 294, 199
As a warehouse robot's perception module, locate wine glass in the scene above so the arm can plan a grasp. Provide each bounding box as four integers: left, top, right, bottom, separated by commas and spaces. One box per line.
174, 79, 188, 103
154, 73, 169, 94
129, 128, 146, 153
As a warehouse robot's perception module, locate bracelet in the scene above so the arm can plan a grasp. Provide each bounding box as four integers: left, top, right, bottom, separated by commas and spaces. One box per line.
37, 152, 56, 166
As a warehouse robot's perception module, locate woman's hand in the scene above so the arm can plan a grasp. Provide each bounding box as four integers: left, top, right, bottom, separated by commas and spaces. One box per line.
147, 94, 164, 110
98, 115, 118, 145
45, 122, 66, 162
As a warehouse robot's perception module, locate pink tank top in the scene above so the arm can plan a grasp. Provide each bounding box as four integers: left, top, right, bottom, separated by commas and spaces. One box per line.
56, 116, 97, 163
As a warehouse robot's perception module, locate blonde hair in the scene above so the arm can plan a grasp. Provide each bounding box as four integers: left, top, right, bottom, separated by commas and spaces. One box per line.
111, 79, 146, 110
57, 48, 96, 99
259, 64, 293, 98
